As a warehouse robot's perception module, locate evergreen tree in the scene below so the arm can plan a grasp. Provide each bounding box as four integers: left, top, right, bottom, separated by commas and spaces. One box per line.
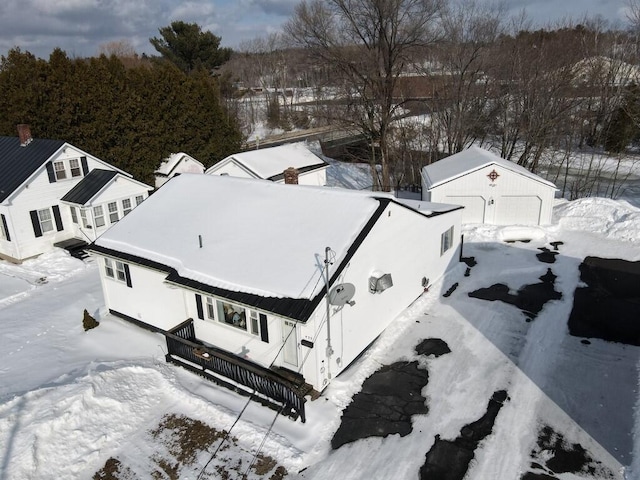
0, 48, 243, 185
150, 21, 232, 74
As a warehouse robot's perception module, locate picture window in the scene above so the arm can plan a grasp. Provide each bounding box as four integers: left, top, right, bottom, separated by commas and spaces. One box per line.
217, 301, 247, 331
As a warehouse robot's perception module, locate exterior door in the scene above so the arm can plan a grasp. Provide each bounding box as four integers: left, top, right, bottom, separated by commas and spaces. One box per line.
282, 320, 298, 367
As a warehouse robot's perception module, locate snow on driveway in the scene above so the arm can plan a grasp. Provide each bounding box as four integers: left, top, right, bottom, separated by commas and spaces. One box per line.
0, 198, 639, 479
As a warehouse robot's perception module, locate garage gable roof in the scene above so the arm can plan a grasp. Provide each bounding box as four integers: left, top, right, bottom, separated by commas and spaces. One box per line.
422, 147, 556, 190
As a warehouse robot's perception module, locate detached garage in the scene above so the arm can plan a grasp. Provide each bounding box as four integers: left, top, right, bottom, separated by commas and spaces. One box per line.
422, 147, 556, 226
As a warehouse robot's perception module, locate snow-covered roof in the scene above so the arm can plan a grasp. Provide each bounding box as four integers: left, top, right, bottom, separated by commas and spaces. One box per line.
422, 147, 556, 190
94, 174, 384, 300
154, 152, 204, 176
206, 143, 327, 180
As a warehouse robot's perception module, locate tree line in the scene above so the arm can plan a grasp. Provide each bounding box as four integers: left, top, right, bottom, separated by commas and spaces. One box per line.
2, 7, 640, 198
223, 0, 640, 197
0, 22, 241, 185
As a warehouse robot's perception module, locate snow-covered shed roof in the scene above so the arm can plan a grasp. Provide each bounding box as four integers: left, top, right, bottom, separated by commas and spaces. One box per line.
422, 146, 556, 190
154, 152, 204, 177
91, 174, 458, 321
206, 143, 328, 180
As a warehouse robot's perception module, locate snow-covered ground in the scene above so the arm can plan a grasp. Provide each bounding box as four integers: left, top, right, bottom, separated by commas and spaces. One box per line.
1, 196, 639, 479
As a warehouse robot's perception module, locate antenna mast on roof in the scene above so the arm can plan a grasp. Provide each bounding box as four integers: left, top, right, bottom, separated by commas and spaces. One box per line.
324, 246, 334, 380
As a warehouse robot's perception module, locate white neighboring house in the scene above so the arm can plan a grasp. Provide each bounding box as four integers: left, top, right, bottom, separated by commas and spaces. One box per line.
422, 146, 556, 226
154, 152, 205, 188
89, 174, 462, 408
205, 142, 328, 186
0, 125, 153, 263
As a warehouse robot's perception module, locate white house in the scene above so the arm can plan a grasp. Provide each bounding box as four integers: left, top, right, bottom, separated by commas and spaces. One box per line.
154, 152, 205, 188
89, 174, 462, 410
0, 125, 153, 262
205, 142, 328, 186
422, 146, 556, 226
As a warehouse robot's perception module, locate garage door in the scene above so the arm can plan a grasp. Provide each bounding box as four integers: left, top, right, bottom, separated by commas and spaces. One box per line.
445, 196, 486, 224
495, 195, 541, 225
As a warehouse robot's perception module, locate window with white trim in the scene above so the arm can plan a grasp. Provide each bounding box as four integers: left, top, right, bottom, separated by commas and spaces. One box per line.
37, 208, 54, 233
115, 260, 127, 282
249, 310, 260, 336
53, 161, 67, 180
122, 198, 132, 216
0, 219, 7, 240
93, 206, 105, 227
104, 258, 114, 278
441, 226, 454, 255
205, 296, 215, 321
69, 158, 82, 177
70, 206, 78, 224
135, 195, 144, 206
80, 208, 90, 228
108, 202, 119, 223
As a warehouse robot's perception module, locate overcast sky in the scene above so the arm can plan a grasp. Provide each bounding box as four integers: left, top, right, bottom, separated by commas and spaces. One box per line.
0, 0, 632, 60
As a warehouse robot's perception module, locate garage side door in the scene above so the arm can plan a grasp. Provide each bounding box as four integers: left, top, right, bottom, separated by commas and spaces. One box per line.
495, 195, 541, 225
445, 196, 486, 224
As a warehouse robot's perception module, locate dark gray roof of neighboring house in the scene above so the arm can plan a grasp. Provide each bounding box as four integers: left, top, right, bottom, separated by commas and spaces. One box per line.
0, 136, 66, 202
61, 169, 118, 205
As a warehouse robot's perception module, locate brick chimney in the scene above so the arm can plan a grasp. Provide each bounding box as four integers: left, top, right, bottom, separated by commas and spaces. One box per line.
17, 124, 32, 147
283, 167, 299, 185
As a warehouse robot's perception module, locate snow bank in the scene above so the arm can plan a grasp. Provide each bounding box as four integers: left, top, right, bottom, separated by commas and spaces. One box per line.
554, 197, 640, 243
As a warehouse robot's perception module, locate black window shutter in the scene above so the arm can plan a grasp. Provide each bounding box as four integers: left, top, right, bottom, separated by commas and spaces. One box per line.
195, 294, 204, 320
259, 314, 269, 343
30, 210, 42, 237
46, 162, 56, 183
1, 214, 10, 241
81, 156, 89, 175
52, 205, 63, 231
124, 264, 132, 288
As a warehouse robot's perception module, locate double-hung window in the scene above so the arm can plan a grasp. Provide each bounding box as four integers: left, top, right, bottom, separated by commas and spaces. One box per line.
37, 208, 54, 233
249, 310, 260, 336
122, 198, 132, 216
104, 258, 115, 278
80, 209, 90, 228
115, 261, 127, 282
205, 297, 215, 321
70, 206, 78, 224
135, 195, 144, 206
105, 258, 131, 286
108, 202, 119, 223
441, 226, 454, 255
93, 206, 105, 227
53, 161, 67, 180
69, 158, 82, 177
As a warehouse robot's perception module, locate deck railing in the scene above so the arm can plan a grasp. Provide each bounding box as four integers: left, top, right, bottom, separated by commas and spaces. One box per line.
165, 319, 306, 422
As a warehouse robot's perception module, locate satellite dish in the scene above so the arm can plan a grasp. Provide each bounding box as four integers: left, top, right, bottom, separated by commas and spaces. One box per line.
329, 283, 356, 306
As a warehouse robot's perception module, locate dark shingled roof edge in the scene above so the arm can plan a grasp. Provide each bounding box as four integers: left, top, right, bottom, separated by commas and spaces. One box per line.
87, 199, 389, 322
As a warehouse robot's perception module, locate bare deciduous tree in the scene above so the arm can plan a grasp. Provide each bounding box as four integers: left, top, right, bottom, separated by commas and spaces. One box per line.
286, 0, 445, 190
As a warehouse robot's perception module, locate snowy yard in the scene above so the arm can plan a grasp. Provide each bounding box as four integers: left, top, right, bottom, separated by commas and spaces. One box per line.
0, 198, 639, 479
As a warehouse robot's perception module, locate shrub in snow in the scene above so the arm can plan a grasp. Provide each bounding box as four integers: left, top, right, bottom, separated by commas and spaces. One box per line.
83, 309, 99, 331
